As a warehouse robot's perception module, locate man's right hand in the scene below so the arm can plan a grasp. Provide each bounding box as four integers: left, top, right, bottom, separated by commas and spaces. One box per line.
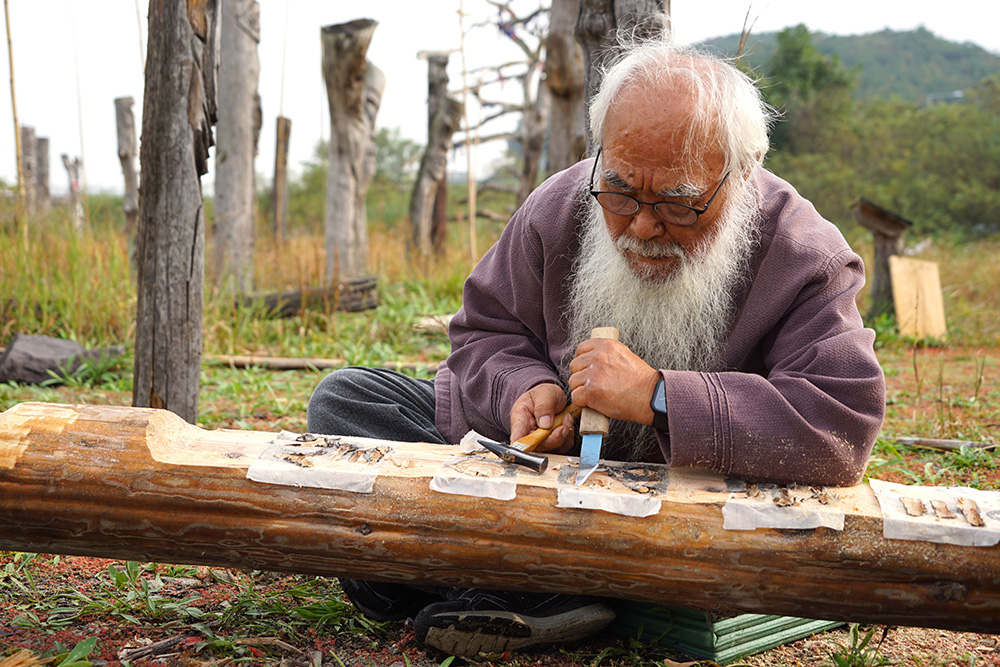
508, 383, 575, 454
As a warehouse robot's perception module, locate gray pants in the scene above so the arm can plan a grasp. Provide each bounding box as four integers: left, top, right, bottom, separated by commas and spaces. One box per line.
306, 366, 446, 443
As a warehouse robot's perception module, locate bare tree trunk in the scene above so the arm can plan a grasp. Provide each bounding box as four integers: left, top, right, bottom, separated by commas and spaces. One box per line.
132, 0, 219, 425
516, 77, 549, 206
576, 0, 668, 152
60, 154, 84, 234
115, 97, 139, 272
213, 0, 260, 296
410, 52, 463, 260
321, 19, 381, 281
35, 136, 49, 214
19, 125, 35, 217
431, 179, 448, 255
272, 115, 291, 245
358, 64, 384, 263
5, 0, 25, 241
545, 0, 587, 175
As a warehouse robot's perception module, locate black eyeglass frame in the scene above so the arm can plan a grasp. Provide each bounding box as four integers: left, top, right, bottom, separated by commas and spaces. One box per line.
588, 146, 730, 227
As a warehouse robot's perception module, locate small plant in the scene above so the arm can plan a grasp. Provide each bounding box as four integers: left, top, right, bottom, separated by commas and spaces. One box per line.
825, 624, 892, 667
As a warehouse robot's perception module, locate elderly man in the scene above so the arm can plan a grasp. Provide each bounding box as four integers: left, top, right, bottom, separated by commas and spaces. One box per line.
307, 30, 885, 660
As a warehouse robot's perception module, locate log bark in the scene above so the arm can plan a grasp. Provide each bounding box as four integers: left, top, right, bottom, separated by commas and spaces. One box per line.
1, 401, 999, 634
115, 97, 139, 272
545, 0, 587, 175
132, 0, 219, 424
410, 52, 463, 260
60, 154, 84, 234
20, 125, 35, 216
576, 0, 668, 152
35, 136, 49, 214
272, 116, 291, 244
5, 0, 26, 235
516, 76, 549, 207
321, 20, 381, 281
213, 0, 261, 296
235, 276, 379, 316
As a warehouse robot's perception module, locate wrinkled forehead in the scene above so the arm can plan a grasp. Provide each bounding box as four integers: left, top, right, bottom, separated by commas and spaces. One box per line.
601, 79, 724, 180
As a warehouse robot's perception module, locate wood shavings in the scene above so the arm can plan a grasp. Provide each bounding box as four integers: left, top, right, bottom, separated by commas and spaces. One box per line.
281, 454, 313, 468
773, 487, 800, 507
958, 497, 985, 527
900, 497, 927, 516
389, 455, 414, 468
450, 457, 506, 478
931, 499, 956, 519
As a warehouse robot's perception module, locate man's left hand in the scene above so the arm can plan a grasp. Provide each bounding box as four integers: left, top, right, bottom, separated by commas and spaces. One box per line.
567, 338, 660, 426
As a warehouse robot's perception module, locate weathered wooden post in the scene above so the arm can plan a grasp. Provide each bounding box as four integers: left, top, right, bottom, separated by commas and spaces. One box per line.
35, 136, 49, 214
213, 0, 261, 296
19, 125, 36, 217
576, 0, 668, 152
410, 51, 463, 261
272, 115, 291, 245
545, 0, 587, 175
115, 96, 139, 270
5, 0, 26, 240
851, 197, 913, 320
60, 154, 84, 233
320, 19, 383, 281
132, 0, 219, 424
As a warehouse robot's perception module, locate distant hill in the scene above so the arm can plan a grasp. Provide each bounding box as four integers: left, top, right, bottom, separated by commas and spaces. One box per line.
701, 27, 1000, 102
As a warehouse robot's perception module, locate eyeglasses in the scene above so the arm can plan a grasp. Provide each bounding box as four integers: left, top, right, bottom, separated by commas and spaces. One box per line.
588, 146, 730, 227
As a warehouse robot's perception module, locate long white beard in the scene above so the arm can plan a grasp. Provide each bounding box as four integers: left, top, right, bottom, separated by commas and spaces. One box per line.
564, 178, 761, 460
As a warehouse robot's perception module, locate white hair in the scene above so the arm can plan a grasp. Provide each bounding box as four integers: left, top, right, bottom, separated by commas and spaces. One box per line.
588, 24, 775, 178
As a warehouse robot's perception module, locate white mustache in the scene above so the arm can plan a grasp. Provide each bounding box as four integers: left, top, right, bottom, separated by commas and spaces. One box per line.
614, 234, 686, 259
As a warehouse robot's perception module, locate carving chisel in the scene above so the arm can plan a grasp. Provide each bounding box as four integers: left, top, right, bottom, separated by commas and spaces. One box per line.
476, 404, 582, 473
576, 326, 621, 485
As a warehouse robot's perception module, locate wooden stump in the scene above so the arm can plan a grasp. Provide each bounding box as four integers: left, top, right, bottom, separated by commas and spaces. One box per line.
851, 197, 914, 320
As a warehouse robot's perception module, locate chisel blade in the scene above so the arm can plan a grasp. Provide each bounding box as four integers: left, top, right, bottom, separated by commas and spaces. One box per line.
576, 433, 602, 485
574, 326, 620, 486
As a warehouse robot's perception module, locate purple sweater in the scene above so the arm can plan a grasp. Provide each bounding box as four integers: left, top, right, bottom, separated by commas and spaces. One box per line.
435, 160, 885, 486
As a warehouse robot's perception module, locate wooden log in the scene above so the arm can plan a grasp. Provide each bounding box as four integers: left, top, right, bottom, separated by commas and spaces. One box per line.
60, 154, 85, 233
272, 116, 291, 245
213, 0, 261, 296
234, 276, 379, 316
133, 0, 219, 424
576, 0, 667, 152
203, 354, 440, 374
851, 197, 914, 320
20, 125, 36, 216
545, 0, 587, 176
35, 136, 49, 214
321, 19, 381, 281
1, 401, 998, 634
115, 97, 139, 272
410, 52, 463, 261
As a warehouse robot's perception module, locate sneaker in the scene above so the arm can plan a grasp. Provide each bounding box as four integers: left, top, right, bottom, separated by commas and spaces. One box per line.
339, 579, 444, 622
413, 589, 616, 657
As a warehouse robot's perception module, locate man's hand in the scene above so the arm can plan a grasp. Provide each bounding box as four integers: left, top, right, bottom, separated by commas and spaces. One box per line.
567, 338, 660, 426
509, 383, 575, 454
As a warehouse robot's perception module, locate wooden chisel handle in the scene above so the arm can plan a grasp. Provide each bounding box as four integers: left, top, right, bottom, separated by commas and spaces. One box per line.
579, 326, 621, 436
515, 404, 583, 452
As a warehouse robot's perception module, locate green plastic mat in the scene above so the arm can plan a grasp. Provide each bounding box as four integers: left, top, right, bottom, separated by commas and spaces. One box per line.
610, 600, 844, 665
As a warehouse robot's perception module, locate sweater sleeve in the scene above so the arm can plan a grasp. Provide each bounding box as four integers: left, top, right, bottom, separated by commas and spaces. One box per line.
663, 246, 886, 487
435, 167, 585, 442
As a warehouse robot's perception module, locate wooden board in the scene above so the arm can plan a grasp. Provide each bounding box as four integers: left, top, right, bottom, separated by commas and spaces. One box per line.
1, 401, 999, 633
889, 255, 947, 339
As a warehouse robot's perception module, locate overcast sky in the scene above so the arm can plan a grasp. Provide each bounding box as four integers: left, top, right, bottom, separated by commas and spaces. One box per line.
1, 0, 998, 195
